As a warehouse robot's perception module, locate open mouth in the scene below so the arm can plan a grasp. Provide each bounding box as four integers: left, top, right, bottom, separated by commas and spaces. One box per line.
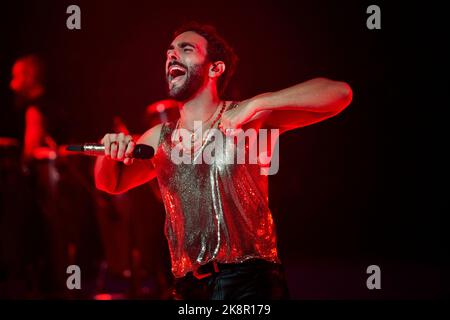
168, 65, 187, 85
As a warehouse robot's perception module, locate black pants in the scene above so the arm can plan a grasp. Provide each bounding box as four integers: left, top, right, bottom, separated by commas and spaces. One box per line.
173, 259, 289, 300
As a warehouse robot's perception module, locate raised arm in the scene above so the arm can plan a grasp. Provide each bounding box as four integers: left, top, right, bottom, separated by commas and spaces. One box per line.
220, 77, 353, 133
94, 123, 162, 194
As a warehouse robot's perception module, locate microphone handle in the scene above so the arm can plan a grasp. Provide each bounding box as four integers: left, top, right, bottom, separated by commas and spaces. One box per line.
83, 144, 106, 156
68, 143, 154, 159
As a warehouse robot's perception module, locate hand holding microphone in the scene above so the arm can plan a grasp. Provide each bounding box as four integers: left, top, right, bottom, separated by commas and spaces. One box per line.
102, 133, 136, 165
66, 133, 154, 166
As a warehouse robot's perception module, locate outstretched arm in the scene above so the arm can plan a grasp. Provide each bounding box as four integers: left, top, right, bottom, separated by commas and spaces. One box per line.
220, 77, 353, 133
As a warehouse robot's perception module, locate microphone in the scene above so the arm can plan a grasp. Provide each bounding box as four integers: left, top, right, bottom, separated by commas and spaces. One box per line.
66, 143, 155, 159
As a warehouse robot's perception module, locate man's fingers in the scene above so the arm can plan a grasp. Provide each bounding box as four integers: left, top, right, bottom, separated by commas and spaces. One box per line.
219, 118, 236, 132
103, 134, 111, 158
124, 140, 136, 158
110, 140, 118, 159
123, 157, 134, 166
117, 133, 128, 160
102, 133, 134, 162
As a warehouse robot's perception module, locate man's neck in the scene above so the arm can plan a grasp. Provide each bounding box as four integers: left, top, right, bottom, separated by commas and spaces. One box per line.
179, 83, 221, 131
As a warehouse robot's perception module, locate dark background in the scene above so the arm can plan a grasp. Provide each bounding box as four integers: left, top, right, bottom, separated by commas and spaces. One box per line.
0, 0, 445, 299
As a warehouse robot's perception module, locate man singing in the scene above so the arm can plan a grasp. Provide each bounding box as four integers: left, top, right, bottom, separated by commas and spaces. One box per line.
94, 22, 352, 300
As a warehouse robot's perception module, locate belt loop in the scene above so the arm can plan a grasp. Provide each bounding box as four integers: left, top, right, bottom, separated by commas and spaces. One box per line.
192, 261, 220, 280
193, 269, 212, 280
213, 261, 219, 273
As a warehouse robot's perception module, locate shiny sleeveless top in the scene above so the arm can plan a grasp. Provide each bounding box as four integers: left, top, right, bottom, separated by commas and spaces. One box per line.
152, 121, 280, 278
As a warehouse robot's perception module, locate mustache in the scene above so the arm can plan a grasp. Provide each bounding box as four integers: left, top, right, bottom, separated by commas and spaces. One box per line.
168, 60, 187, 70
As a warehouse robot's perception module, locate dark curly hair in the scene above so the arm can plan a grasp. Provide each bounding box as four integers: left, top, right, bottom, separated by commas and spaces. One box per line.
173, 22, 238, 96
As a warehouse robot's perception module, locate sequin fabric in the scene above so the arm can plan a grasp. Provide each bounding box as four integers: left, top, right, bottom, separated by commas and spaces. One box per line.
152, 121, 280, 278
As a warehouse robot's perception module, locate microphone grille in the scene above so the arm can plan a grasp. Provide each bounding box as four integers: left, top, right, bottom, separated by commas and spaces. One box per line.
133, 144, 155, 159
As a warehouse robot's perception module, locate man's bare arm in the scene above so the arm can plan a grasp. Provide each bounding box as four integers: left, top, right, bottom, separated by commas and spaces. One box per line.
220, 77, 353, 133
94, 123, 162, 194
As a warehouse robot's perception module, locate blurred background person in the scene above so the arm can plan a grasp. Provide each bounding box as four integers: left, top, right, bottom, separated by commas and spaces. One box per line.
0, 54, 55, 297
8, 54, 57, 163
0, 54, 79, 298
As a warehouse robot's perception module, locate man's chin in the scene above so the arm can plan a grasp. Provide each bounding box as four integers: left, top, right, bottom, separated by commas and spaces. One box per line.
166, 70, 205, 101
167, 82, 195, 101
167, 87, 191, 102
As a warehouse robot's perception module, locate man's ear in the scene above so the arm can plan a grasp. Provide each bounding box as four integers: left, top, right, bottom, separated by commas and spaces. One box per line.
209, 61, 226, 78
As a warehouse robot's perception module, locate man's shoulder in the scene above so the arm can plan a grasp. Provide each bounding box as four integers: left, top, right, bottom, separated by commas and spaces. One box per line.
137, 123, 164, 150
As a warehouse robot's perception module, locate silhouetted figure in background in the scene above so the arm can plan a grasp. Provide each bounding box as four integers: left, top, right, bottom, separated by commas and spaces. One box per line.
0, 55, 68, 298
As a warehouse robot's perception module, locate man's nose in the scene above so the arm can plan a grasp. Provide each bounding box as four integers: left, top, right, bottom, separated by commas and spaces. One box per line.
167, 49, 179, 61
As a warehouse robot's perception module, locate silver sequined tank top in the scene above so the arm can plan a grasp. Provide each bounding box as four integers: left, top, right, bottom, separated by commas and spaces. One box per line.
152, 121, 280, 278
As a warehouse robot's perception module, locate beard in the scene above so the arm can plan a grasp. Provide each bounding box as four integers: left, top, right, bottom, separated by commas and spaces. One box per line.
166, 62, 207, 102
